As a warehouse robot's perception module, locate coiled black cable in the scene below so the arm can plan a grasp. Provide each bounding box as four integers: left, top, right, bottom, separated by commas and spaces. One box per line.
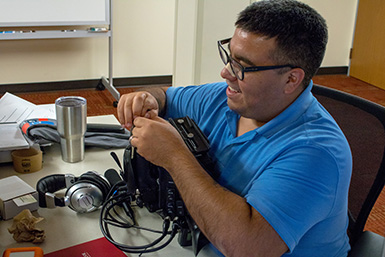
99, 182, 180, 254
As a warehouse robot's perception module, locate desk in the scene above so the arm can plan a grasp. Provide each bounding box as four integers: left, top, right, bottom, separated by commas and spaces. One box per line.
0, 115, 196, 256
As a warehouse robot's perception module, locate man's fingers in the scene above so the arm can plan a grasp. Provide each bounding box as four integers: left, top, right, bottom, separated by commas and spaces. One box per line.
132, 93, 159, 118
144, 109, 158, 119
117, 94, 134, 128
117, 91, 160, 130
131, 93, 147, 119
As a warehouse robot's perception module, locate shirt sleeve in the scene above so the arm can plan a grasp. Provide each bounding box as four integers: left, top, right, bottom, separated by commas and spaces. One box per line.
165, 82, 228, 123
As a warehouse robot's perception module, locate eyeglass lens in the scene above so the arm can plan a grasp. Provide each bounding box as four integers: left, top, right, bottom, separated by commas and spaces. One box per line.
218, 41, 243, 80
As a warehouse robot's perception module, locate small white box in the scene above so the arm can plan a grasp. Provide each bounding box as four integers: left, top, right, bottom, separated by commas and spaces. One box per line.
0, 176, 38, 220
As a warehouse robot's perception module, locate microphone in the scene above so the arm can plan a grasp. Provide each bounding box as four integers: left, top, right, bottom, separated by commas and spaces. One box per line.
104, 168, 135, 200
104, 168, 136, 223
105, 168, 123, 188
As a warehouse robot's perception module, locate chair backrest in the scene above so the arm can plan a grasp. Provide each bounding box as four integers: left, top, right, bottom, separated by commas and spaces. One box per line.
311, 84, 385, 247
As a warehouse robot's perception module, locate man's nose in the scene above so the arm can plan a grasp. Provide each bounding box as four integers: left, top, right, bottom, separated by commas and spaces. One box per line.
220, 63, 237, 80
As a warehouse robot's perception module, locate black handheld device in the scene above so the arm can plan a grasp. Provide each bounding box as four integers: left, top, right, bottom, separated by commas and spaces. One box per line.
101, 116, 216, 255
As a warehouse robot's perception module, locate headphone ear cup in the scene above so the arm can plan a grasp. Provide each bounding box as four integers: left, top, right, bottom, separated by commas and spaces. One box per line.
65, 181, 104, 213
79, 171, 111, 200
65, 171, 111, 213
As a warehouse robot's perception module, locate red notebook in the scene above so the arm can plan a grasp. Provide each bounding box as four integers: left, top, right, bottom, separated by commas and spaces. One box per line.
44, 237, 126, 257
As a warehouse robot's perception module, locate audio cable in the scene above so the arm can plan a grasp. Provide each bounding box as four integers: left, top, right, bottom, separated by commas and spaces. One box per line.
99, 169, 181, 254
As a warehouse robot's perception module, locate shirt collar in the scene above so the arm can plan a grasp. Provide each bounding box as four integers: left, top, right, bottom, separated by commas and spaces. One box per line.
225, 80, 314, 140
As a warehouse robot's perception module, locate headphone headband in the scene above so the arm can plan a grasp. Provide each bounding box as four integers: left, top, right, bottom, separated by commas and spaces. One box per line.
36, 172, 110, 213
36, 174, 76, 208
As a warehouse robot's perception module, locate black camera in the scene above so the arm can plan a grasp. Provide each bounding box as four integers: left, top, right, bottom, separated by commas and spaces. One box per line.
126, 116, 217, 254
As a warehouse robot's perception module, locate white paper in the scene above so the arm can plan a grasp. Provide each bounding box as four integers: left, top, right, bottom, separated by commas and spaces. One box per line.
0, 92, 37, 123
0, 92, 56, 124
35, 103, 56, 119
13, 194, 38, 207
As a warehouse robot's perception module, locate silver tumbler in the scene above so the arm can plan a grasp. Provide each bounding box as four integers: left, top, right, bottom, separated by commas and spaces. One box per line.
55, 96, 87, 163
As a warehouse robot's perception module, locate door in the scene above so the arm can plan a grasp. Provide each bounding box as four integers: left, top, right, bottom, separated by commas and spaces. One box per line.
349, 0, 385, 90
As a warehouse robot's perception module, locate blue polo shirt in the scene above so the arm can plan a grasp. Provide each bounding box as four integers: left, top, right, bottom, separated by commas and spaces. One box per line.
165, 81, 352, 257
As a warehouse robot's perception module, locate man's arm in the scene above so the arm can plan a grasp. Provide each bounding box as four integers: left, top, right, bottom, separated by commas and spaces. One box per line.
167, 151, 289, 257
117, 86, 168, 129
130, 117, 289, 257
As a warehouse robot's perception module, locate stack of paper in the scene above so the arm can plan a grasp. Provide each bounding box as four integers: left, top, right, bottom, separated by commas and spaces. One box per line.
0, 92, 56, 162
0, 123, 29, 151
0, 92, 55, 123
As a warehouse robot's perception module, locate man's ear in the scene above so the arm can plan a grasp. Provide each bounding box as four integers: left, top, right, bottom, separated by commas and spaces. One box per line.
284, 68, 305, 94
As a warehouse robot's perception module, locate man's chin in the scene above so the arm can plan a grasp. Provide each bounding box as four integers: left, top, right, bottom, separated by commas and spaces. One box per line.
227, 99, 241, 114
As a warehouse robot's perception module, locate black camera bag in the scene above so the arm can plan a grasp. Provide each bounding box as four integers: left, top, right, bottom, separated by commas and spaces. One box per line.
124, 116, 217, 254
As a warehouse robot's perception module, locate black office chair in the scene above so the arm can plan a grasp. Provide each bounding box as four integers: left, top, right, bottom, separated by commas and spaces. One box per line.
312, 84, 385, 256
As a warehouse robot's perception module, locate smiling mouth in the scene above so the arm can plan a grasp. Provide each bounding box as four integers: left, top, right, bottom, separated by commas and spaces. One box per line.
228, 85, 241, 93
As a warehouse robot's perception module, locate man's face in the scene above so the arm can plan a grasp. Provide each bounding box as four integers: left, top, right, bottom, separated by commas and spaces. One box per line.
221, 28, 293, 123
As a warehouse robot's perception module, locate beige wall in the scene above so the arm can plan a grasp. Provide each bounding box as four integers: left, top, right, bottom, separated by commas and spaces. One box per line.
174, 0, 359, 86
302, 0, 358, 67
0, 0, 357, 87
0, 0, 175, 85
173, 0, 251, 86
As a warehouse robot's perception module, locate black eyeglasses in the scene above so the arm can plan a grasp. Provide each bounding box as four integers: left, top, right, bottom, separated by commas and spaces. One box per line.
218, 38, 298, 81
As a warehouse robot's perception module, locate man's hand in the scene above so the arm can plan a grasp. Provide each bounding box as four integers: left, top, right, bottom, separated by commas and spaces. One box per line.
117, 91, 159, 129
130, 116, 192, 169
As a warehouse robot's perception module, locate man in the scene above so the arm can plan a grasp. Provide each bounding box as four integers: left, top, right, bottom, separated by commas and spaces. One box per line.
117, 1, 352, 256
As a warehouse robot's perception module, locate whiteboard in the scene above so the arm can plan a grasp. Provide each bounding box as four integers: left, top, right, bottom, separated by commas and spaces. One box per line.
0, 0, 110, 27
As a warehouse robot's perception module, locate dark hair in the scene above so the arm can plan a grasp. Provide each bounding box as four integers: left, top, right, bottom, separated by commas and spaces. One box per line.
235, 0, 328, 86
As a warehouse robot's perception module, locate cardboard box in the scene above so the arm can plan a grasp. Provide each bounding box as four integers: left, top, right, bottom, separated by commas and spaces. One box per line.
0, 176, 38, 220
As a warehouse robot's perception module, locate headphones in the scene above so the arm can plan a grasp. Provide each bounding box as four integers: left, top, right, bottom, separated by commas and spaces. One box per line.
36, 171, 111, 213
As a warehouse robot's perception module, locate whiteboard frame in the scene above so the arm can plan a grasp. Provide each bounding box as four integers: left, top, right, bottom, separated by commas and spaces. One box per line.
0, 0, 110, 27
0, 0, 119, 102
